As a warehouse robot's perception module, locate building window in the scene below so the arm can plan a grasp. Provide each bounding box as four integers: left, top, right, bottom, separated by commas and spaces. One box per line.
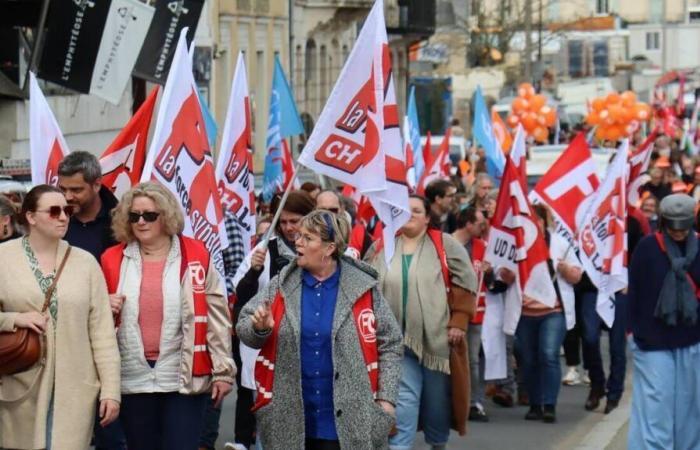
646, 32, 660, 50
568, 40, 584, 78
593, 41, 609, 76
305, 39, 317, 113
596, 0, 609, 14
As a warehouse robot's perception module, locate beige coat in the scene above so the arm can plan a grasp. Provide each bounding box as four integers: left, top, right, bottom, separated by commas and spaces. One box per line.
0, 239, 120, 450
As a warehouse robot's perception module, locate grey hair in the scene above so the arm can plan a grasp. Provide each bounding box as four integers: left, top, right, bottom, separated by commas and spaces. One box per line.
58, 150, 102, 183
300, 209, 350, 259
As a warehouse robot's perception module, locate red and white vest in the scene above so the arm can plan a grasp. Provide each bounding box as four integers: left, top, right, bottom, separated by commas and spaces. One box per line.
252, 288, 378, 411
101, 235, 213, 377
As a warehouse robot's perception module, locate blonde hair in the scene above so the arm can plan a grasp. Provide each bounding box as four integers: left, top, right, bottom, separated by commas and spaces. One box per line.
300, 209, 350, 258
111, 182, 184, 243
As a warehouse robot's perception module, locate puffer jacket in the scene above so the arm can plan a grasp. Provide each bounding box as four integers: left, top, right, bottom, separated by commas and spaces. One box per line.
236, 256, 403, 450
104, 237, 235, 395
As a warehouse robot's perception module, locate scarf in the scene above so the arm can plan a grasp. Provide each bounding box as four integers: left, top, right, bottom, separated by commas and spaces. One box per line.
654, 230, 699, 326
374, 235, 442, 372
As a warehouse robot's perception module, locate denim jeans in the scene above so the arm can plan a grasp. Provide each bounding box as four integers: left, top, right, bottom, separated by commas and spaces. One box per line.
93, 405, 127, 450
580, 291, 628, 401
389, 348, 451, 450
199, 396, 222, 449
120, 392, 207, 450
468, 324, 485, 406
628, 339, 700, 449
515, 312, 566, 406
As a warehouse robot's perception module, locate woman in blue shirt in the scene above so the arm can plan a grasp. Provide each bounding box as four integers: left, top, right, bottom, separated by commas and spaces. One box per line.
237, 210, 403, 450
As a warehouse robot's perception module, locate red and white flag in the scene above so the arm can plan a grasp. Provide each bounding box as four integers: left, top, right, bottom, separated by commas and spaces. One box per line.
215, 51, 256, 254
627, 129, 658, 207
577, 141, 628, 327
529, 133, 600, 246
510, 124, 527, 190
297, 0, 409, 263
141, 28, 228, 277
100, 86, 159, 200
485, 156, 557, 306
281, 139, 299, 190
403, 116, 416, 190
29, 72, 69, 186
416, 128, 451, 195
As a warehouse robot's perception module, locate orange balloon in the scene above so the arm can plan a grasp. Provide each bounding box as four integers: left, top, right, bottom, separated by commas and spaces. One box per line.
599, 109, 614, 126
543, 107, 557, 127
586, 110, 601, 126
521, 112, 537, 131
635, 103, 651, 121
607, 124, 623, 141
533, 126, 548, 143
595, 126, 607, 141
592, 97, 606, 112
621, 91, 637, 107
608, 104, 626, 123
507, 114, 520, 128
529, 94, 546, 111
512, 97, 530, 114
518, 83, 535, 99
606, 92, 621, 105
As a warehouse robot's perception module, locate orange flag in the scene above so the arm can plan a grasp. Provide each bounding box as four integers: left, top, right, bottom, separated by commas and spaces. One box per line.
492, 109, 513, 153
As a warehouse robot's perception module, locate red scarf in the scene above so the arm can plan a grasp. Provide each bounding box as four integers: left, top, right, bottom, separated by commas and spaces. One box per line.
101, 235, 213, 376
253, 288, 378, 411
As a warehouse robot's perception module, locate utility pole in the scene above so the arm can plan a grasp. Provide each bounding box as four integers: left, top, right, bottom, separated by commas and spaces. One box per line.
524, 0, 533, 81
661, 0, 668, 73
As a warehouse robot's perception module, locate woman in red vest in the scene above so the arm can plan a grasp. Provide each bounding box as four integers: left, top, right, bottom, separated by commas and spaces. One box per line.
236, 210, 403, 450
369, 195, 478, 450
101, 182, 235, 450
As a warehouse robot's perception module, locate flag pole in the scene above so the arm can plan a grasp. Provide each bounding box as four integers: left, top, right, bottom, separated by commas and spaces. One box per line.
261, 168, 300, 248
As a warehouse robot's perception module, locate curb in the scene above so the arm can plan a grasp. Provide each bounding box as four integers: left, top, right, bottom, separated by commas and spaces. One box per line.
572, 395, 630, 450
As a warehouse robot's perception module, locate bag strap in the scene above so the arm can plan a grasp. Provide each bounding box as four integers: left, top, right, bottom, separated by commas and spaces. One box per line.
41, 246, 72, 312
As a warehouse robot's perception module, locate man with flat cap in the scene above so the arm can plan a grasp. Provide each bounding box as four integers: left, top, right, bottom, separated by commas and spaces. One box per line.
628, 193, 700, 449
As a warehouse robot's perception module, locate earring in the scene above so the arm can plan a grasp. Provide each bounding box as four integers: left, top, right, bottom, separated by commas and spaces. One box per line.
2, 224, 7, 236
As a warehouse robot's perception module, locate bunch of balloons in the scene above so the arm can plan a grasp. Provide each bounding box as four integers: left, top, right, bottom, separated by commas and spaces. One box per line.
585, 91, 652, 142
507, 83, 557, 143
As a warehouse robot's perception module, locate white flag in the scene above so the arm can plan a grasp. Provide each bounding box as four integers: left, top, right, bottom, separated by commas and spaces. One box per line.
297, 0, 409, 262
577, 141, 629, 327
141, 28, 228, 281
29, 72, 70, 186
216, 52, 256, 254
90, 0, 154, 104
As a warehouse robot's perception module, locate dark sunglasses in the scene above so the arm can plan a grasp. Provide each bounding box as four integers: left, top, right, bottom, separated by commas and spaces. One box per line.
128, 211, 161, 223
323, 207, 340, 214
36, 205, 74, 219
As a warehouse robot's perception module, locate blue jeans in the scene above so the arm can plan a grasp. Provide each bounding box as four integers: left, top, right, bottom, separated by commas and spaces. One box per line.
199, 396, 222, 449
515, 312, 566, 406
580, 291, 628, 401
389, 348, 451, 449
628, 339, 700, 449
93, 405, 127, 449
467, 324, 485, 406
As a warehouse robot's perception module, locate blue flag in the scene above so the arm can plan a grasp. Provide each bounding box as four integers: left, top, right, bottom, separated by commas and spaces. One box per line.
406, 86, 424, 180
197, 89, 218, 148
263, 58, 304, 202
473, 86, 505, 179
273, 56, 304, 138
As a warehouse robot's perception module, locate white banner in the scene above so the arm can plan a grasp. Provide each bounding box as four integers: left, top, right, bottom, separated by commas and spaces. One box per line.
90, 0, 155, 104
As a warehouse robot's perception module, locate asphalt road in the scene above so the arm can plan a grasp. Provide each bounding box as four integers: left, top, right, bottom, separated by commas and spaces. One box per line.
82, 344, 628, 450
213, 343, 631, 450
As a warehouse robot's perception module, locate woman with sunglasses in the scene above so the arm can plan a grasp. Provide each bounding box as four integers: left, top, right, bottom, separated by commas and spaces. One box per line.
237, 210, 403, 450
0, 185, 120, 450
100, 182, 235, 450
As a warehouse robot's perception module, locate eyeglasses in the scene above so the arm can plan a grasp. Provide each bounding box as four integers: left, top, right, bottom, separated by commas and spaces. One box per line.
36, 205, 74, 219
128, 211, 160, 223
321, 207, 340, 214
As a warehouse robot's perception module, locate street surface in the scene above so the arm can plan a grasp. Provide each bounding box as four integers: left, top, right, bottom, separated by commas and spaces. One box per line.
215, 345, 631, 450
